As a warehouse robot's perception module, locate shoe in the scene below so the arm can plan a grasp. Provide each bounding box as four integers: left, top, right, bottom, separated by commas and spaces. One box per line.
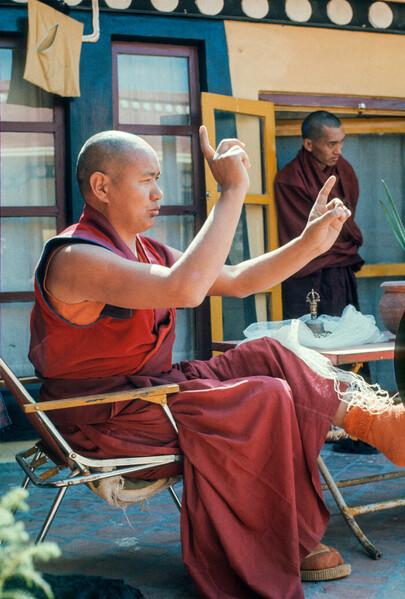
332, 438, 378, 455
300, 543, 351, 582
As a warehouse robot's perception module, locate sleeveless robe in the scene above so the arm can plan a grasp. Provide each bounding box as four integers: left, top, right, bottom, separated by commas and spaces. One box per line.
275, 148, 364, 318
29, 204, 340, 599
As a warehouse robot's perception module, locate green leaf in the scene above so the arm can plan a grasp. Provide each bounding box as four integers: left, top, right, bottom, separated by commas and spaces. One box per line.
379, 200, 405, 247
381, 180, 405, 236
380, 180, 405, 251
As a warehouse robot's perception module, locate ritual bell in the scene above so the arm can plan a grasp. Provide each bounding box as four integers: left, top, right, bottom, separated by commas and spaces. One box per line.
305, 289, 332, 338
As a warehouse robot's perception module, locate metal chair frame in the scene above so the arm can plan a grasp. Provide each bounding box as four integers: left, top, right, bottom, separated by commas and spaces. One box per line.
0, 358, 183, 544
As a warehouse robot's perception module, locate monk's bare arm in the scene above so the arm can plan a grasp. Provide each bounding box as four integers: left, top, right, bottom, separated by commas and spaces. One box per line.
47, 127, 250, 309
208, 176, 352, 297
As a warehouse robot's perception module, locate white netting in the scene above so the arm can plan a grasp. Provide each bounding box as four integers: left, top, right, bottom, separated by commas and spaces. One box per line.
241, 305, 395, 414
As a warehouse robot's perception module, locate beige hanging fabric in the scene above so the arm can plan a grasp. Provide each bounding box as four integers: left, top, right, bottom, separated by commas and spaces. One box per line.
24, 0, 84, 97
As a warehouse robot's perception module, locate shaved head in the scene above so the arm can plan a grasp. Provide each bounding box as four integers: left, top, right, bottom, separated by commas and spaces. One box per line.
301, 111, 342, 141
76, 130, 154, 196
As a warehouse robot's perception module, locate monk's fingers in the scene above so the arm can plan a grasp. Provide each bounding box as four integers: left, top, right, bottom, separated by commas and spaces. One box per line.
326, 197, 341, 210
326, 197, 343, 210
319, 204, 351, 228
326, 198, 351, 219
215, 144, 251, 169
314, 175, 337, 209
199, 125, 215, 161
215, 138, 246, 156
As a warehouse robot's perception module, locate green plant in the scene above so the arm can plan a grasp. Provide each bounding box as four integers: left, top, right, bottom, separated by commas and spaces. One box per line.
0, 488, 60, 599
380, 179, 405, 252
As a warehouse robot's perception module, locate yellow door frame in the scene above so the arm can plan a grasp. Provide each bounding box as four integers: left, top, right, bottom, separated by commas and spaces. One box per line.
201, 92, 282, 343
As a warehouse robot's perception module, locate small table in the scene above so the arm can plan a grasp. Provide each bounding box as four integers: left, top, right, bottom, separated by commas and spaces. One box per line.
213, 336, 403, 559
319, 338, 395, 366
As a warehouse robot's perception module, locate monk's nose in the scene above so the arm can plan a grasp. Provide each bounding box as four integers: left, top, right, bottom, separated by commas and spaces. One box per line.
152, 183, 163, 201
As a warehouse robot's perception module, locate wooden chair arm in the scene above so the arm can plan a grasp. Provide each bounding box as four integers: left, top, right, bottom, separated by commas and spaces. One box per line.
23, 384, 180, 414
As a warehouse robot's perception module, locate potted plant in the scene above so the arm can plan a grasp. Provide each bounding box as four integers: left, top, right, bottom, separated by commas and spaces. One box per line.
378, 180, 405, 335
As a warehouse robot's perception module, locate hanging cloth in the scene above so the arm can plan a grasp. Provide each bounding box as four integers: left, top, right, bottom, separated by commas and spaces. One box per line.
24, 0, 84, 97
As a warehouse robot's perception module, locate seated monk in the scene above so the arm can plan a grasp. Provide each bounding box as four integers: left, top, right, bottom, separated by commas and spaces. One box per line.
29, 128, 405, 599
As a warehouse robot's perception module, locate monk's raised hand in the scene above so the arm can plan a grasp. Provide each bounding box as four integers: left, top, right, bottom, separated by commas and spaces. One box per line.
308, 175, 336, 221
302, 193, 351, 255
199, 125, 250, 192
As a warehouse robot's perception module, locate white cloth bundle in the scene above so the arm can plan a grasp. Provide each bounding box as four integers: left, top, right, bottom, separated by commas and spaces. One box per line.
242, 305, 394, 413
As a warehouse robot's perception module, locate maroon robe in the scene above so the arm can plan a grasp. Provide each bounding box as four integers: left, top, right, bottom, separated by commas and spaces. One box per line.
30, 206, 341, 599
275, 148, 364, 318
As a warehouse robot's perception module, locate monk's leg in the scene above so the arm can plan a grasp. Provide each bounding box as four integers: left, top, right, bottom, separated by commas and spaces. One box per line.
171, 374, 329, 598
182, 337, 405, 468
181, 337, 340, 457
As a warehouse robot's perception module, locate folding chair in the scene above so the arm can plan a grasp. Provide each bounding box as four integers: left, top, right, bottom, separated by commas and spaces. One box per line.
0, 358, 183, 544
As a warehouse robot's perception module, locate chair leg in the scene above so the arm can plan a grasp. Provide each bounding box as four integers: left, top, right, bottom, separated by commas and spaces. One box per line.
168, 485, 181, 512
21, 474, 31, 491
317, 455, 381, 559
20, 448, 42, 493
35, 486, 68, 544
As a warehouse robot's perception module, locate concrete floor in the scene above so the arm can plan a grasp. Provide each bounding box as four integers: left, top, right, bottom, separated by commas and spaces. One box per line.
1, 441, 405, 599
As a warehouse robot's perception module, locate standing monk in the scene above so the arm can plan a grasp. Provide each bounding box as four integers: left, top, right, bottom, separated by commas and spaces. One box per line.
29, 128, 405, 599
275, 110, 363, 319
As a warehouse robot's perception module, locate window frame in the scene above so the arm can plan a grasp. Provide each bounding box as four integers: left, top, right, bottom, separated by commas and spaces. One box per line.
0, 37, 66, 305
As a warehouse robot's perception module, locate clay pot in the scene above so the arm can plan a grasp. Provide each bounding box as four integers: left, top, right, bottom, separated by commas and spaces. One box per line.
379, 281, 405, 334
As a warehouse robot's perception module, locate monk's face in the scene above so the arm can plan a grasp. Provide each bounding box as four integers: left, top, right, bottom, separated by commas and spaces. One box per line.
106, 146, 163, 234
304, 126, 345, 169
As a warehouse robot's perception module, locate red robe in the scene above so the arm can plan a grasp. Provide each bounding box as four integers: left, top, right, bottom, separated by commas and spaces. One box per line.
30, 205, 340, 599
275, 149, 364, 318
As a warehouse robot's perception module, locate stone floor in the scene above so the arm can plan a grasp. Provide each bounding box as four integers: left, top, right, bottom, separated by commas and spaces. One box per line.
1, 441, 405, 599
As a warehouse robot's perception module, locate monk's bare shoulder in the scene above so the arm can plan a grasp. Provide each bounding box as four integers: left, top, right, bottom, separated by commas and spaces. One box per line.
47, 243, 136, 304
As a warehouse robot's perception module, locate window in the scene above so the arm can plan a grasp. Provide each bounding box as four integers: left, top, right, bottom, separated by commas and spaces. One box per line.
113, 42, 207, 361
0, 38, 65, 376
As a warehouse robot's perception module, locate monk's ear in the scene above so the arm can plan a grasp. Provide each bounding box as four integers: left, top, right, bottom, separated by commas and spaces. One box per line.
303, 138, 312, 153
89, 171, 110, 204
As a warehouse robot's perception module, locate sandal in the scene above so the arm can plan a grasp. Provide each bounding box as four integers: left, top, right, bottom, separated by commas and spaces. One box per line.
300, 543, 351, 582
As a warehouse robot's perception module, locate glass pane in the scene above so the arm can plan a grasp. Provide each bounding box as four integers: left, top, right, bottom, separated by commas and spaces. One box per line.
1, 133, 56, 206
172, 308, 197, 362
223, 293, 271, 340
214, 110, 265, 194
150, 214, 194, 251
0, 48, 53, 122
228, 205, 266, 264
343, 134, 405, 264
141, 135, 193, 205
0, 302, 35, 377
117, 53, 190, 126
1, 217, 56, 292
222, 204, 268, 339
